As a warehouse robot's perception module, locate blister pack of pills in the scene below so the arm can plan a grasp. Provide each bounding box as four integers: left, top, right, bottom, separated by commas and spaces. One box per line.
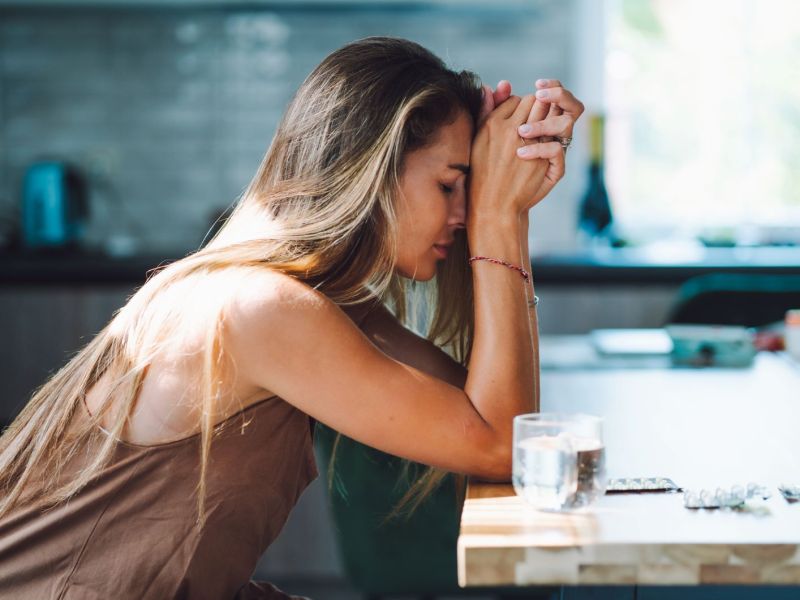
605, 477, 681, 494
778, 484, 800, 503
683, 483, 771, 509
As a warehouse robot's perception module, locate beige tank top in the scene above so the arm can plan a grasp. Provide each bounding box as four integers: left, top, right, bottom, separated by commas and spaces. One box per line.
0, 395, 318, 599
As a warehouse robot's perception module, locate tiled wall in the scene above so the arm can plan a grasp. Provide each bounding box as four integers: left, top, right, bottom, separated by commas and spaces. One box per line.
0, 2, 577, 255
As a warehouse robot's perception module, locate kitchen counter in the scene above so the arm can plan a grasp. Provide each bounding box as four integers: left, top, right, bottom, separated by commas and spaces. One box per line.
533, 245, 800, 285
1, 246, 799, 286
0, 249, 182, 286
459, 339, 800, 588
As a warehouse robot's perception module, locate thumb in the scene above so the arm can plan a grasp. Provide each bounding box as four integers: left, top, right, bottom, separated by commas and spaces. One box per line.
478, 84, 495, 126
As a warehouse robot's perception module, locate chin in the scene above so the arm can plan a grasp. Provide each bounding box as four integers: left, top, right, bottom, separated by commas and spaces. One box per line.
395, 262, 437, 282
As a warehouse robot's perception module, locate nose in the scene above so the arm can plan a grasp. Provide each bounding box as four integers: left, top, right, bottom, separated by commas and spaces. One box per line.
447, 188, 467, 230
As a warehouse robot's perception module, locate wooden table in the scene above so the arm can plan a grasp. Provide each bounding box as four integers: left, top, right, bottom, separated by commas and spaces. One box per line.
458, 336, 800, 589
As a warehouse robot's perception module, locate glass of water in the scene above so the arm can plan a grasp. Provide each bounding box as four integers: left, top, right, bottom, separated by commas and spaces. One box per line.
512, 413, 578, 511
513, 413, 607, 510
563, 414, 606, 507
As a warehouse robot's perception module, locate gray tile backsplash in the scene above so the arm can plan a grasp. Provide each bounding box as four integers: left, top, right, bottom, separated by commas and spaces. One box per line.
0, 2, 574, 255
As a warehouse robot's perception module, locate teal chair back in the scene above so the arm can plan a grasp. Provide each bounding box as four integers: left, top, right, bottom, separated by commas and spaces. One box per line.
314, 423, 559, 599
313, 423, 461, 596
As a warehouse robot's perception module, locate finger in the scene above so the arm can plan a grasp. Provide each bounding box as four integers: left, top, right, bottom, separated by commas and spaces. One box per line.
494, 80, 512, 106
546, 147, 566, 182
518, 138, 566, 210
515, 140, 563, 160
510, 93, 536, 122
535, 78, 562, 89
547, 102, 563, 120
536, 87, 578, 138
544, 148, 566, 185
527, 79, 561, 126
477, 84, 496, 126
517, 115, 574, 139
534, 86, 585, 118
494, 94, 523, 119
527, 98, 550, 125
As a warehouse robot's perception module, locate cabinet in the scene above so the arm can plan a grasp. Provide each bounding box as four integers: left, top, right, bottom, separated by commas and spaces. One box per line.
0, 286, 132, 424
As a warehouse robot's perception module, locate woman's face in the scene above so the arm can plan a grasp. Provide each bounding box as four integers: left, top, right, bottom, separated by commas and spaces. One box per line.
394, 109, 473, 281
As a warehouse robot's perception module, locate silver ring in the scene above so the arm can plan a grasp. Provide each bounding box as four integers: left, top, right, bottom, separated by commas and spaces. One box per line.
555, 136, 572, 153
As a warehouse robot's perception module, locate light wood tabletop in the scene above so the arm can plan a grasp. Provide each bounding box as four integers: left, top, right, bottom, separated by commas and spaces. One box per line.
458, 336, 800, 587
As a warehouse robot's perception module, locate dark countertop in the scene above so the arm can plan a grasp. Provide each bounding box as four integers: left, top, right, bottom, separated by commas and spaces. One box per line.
1, 246, 799, 287
0, 249, 183, 286
532, 246, 800, 285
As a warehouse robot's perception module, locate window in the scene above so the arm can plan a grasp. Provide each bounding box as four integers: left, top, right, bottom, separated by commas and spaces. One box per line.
605, 0, 800, 245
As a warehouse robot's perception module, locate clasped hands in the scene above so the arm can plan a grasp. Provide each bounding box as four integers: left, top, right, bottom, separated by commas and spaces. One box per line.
475, 79, 585, 211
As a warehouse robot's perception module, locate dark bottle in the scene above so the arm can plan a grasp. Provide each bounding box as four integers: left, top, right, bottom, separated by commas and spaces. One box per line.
578, 114, 614, 240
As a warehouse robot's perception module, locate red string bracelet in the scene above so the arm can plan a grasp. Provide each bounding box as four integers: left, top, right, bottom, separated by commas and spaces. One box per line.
468, 256, 530, 282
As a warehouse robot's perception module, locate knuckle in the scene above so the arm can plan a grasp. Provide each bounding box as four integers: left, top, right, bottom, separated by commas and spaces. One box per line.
537, 118, 553, 133
486, 110, 503, 126
502, 96, 522, 114
529, 122, 545, 137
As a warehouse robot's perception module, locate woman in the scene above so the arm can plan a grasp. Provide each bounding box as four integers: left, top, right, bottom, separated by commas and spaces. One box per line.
0, 37, 582, 598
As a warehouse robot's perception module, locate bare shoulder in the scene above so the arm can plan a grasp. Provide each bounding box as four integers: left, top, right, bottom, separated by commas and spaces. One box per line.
222, 267, 366, 388
223, 266, 347, 360
226, 267, 330, 318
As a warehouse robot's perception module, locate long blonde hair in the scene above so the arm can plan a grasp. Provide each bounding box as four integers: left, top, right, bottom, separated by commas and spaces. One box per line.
0, 37, 482, 526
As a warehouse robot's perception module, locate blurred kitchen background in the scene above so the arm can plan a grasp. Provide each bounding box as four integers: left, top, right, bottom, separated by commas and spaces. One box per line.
1, 0, 799, 596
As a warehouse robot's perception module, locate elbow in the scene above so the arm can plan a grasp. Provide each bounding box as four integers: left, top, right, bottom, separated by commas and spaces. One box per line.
473, 429, 513, 482
458, 402, 514, 481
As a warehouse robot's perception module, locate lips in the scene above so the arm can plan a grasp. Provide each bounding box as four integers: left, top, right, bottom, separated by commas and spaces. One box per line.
432, 244, 450, 259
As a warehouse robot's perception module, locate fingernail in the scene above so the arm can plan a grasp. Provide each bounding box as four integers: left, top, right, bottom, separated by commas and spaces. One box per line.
536, 89, 549, 99
516, 146, 529, 157
536, 79, 549, 87
519, 124, 533, 135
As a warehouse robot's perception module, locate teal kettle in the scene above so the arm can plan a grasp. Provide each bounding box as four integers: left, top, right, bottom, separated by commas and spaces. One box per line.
21, 161, 89, 250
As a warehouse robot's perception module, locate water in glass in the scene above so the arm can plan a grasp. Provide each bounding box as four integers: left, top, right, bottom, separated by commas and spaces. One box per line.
569, 437, 607, 507
512, 434, 577, 511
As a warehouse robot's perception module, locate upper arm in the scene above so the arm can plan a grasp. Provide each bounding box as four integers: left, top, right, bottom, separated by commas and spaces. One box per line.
225, 271, 504, 479
357, 303, 468, 390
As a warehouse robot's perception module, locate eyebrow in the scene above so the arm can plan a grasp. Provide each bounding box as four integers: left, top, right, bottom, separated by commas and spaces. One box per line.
447, 163, 470, 175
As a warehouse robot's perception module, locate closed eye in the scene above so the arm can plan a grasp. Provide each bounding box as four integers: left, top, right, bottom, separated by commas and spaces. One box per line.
439, 183, 454, 194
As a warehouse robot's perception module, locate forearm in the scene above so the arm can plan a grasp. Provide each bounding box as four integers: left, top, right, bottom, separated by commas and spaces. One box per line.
465, 211, 536, 439
519, 211, 541, 412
